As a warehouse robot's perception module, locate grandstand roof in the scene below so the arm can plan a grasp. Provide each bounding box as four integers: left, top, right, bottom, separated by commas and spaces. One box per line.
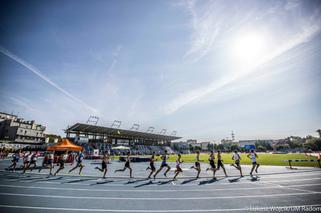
65, 123, 181, 141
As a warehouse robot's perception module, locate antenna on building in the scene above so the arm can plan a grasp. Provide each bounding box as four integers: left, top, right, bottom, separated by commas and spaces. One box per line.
231, 130, 235, 141
130, 123, 140, 131
146, 126, 155, 133
111, 120, 121, 128
171, 131, 177, 136
86, 116, 99, 125
160, 129, 166, 135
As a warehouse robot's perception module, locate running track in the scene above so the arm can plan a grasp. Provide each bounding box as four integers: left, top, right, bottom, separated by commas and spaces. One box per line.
0, 161, 321, 212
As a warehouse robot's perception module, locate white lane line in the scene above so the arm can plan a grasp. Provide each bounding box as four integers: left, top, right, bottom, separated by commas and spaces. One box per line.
0, 183, 320, 192
259, 172, 321, 180
260, 177, 321, 183
0, 191, 320, 200
0, 204, 321, 212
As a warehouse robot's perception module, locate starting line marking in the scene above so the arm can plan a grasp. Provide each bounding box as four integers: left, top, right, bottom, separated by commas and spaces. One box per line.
0, 191, 320, 200
0, 204, 320, 212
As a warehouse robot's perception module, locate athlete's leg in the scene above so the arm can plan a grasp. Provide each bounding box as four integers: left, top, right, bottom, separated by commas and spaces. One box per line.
213, 168, 217, 178
239, 165, 243, 177
49, 164, 53, 175
250, 164, 255, 175
196, 166, 201, 178
79, 164, 84, 175
153, 166, 164, 179
164, 165, 171, 177
103, 168, 107, 178
30, 162, 37, 171
115, 167, 126, 172
255, 163, 260, 173
148, 169, 155, 179
68, 164, 79, 173
129, 167, 133, 178
54, 167, 63, 176
221, 165, 227, 176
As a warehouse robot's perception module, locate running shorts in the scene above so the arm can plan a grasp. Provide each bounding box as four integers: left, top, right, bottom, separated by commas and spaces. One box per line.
161, 162, 168, 167
150, 162, 155, 171
176, 165, 183, 172
217, 160, 224, 169
195, 162, 200, 167
210, 160, 216, 169
59, 160, 65, 168
125, 161, 130, 168
102, 161, 107, 169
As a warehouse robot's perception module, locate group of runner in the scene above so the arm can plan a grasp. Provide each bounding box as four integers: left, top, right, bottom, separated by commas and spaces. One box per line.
7, 149, 260, 179
102, 149, 260, 179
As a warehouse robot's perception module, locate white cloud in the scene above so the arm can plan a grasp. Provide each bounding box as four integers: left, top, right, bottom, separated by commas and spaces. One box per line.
165, 0, 321, 114
0, 45, 99, 115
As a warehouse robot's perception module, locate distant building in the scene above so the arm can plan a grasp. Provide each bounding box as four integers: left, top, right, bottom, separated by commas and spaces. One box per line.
171, 141, 189, 150
0, 112, 46, 144
186, 139, 197, 144
220, 139, 234, 145
200, 141, 210, 151
238, 140, 273, 147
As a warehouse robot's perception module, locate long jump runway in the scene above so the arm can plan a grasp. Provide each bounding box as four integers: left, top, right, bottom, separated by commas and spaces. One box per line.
0, 169, 321, 213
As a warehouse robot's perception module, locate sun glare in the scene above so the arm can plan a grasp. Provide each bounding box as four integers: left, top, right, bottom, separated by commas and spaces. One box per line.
231, 32, 268, 67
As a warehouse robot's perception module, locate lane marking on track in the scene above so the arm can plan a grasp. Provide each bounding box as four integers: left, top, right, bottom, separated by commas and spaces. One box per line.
0, 204, 321, 212
0, 183, 320, 192
1, 169, 320, 180
259, 177, 321, 183
2, 172, 321, 186
7, 176, 321, 187
0, 191, 320, 200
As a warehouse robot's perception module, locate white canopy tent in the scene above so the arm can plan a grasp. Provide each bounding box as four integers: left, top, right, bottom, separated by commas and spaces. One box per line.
112, 145, 130, 150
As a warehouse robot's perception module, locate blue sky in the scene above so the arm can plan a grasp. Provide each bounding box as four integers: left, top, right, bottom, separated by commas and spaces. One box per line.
0, 0, 321, 141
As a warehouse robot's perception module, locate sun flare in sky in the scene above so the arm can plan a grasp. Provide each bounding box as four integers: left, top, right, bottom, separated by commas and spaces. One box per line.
231, 31, 269, 68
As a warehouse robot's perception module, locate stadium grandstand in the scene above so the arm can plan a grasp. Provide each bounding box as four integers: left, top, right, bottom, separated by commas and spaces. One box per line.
65, 122, 181, 155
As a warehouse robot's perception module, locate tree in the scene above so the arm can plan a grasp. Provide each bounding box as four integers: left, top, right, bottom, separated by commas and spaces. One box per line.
213, 143, 218, 150
255, 140, 273, 151
304, 137, 321, 151
230, 143, 239, 152
217, 144, 224, 151
189, 144, 194, 152
317, 129, 321, 138
287, 136, 304, 149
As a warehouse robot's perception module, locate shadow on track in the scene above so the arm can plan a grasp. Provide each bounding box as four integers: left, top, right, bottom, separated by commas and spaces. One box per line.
228, 177, 242, 183
30, 176, 63, 182
158, 180, 173, 185
126, 178, 149, 184
8, 176, 44, 182
92, 180, 114, 185
199, 177, 224, 185
181, 178, 198, 185
249, 176, 260, 182
64, 178, 96, 183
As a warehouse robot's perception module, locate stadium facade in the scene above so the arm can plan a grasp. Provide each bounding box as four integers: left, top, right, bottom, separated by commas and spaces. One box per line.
65, 123, 181, 154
